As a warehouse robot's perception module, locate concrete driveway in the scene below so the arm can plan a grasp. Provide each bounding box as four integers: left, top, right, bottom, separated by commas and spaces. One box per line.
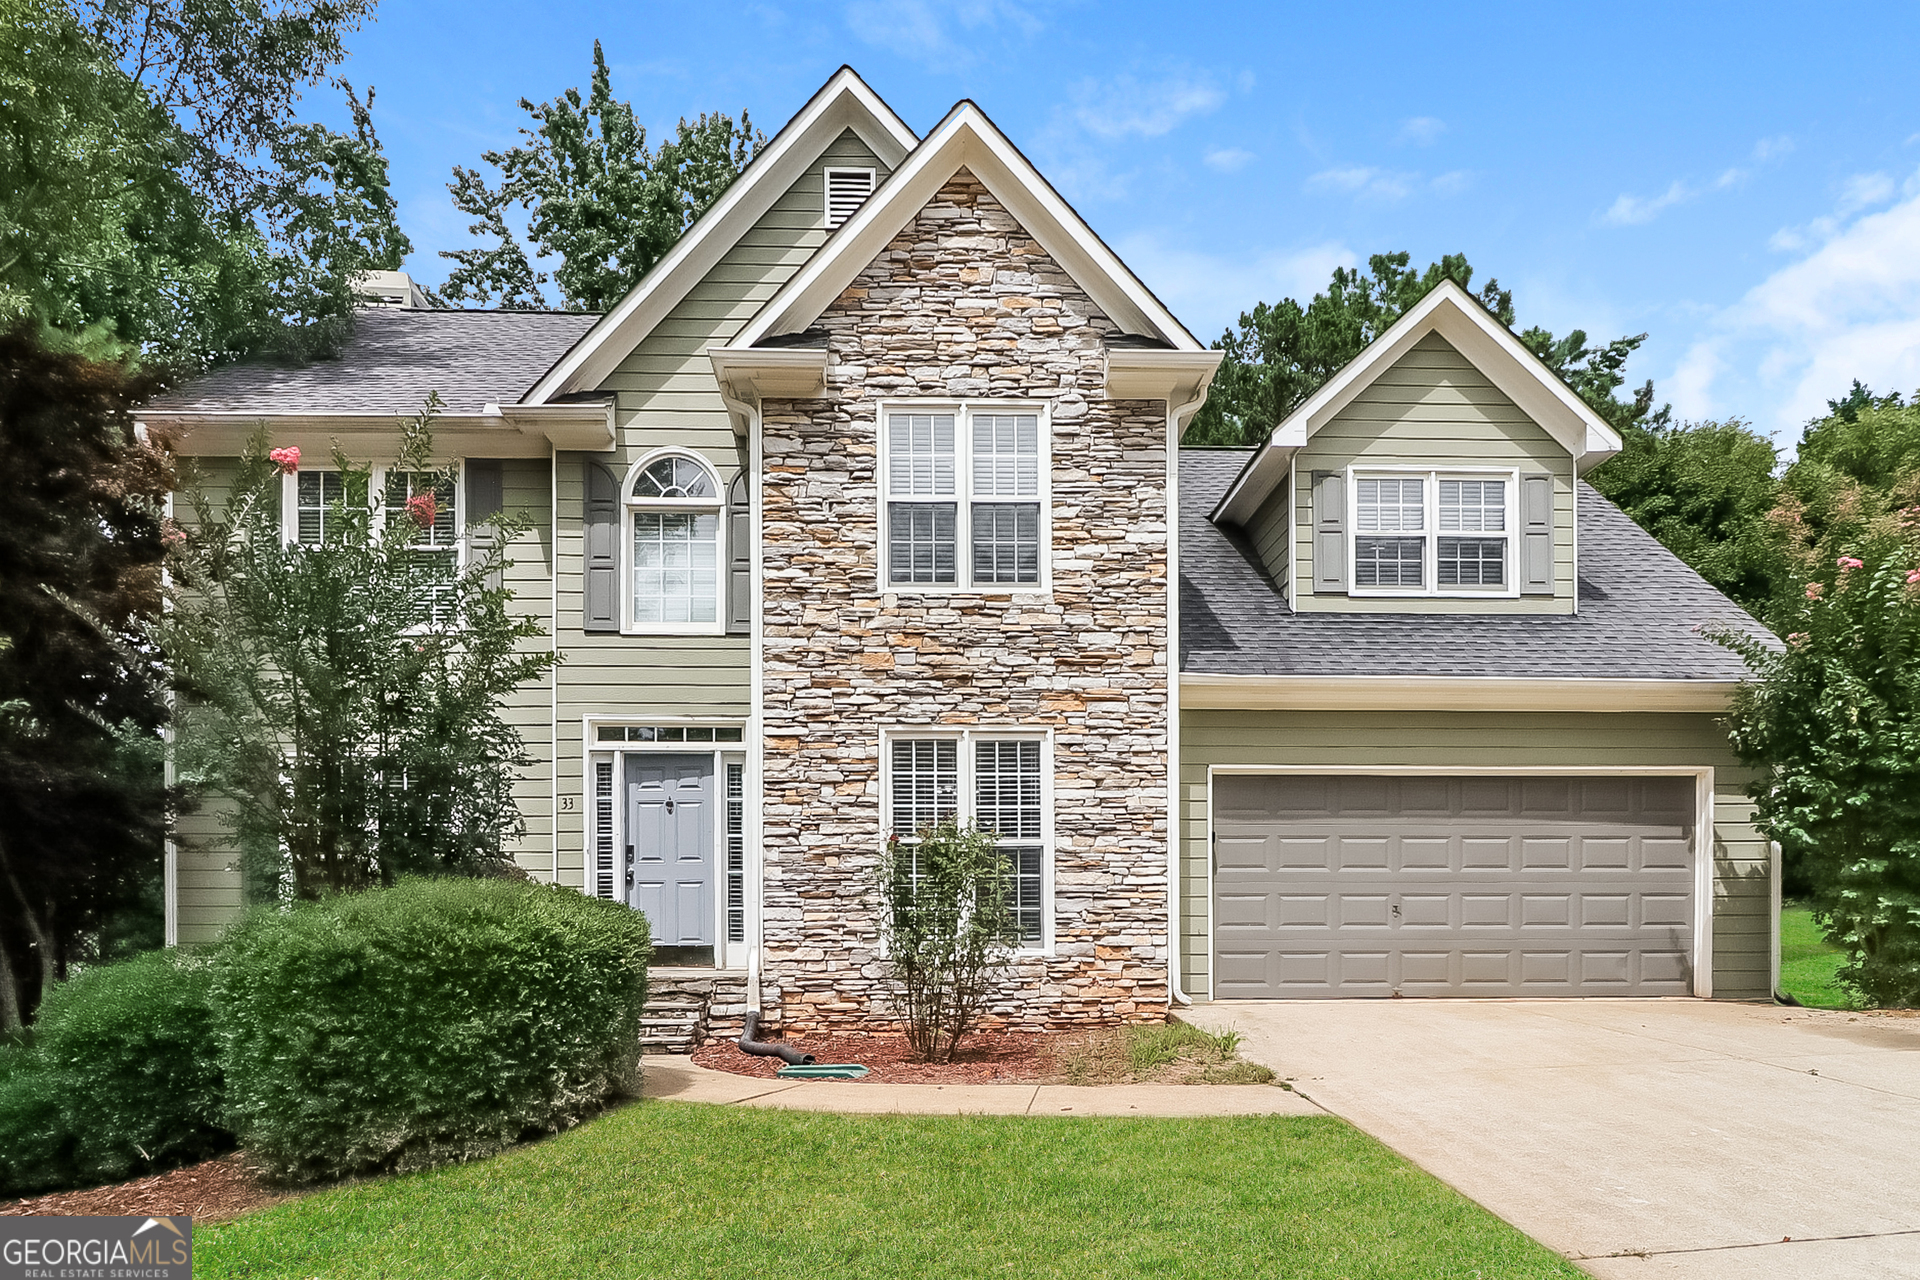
1181, 999, 1920, 1279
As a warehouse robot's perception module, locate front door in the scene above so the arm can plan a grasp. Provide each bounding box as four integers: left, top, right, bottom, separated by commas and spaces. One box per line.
626, 754, 715, 946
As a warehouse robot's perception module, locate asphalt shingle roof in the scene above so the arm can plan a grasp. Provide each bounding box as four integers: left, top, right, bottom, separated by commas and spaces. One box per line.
1179, 448, 1772, 680
146, 308, 602, 417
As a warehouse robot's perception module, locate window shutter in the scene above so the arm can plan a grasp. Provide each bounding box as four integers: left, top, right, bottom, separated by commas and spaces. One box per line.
1313, 470, 1347, 593
465, 460, 505, 591
584, 460, 619, 632
825, 168, 873, 228
726, 470, 751, 635
1521, 473, 1554, 595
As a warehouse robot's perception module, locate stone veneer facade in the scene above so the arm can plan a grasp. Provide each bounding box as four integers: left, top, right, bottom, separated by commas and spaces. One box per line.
758, 170, 1172, 1032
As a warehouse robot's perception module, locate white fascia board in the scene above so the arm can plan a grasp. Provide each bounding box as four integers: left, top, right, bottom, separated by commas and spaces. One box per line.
498, 402, 616, 451
1179, 673, 1740, 713
1212, 280, 1625, 524
1106, 349, 1223, 402
708, 346, 829, 405
730, 102, 1205, 354
520, 68, 917, 406
139, 410, 563, 459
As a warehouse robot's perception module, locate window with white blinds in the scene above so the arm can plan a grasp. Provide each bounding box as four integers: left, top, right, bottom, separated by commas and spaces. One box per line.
1350, 470, 1516, 596
883, 404, 1047, 590
824, 167, 875, 227
888, 733, 1048, 948
290, 470, 344, 546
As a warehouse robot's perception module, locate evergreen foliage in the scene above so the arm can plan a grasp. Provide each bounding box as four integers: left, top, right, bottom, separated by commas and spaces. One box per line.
214, 878, 651, 1182
435, 40, 764, 312
0, 325, 173, 1029
0, 949, 229, 1196
161, 402, 558, 899
873, 819, 1016, 1063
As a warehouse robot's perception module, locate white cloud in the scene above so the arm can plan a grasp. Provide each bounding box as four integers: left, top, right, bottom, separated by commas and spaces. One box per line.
1306, 166, 1414, 201
1604, 166, 1749, 227
1430, 169, 1471, 196
1203, 146, 1254, 172
1768, 171, 1898, 252
1667, 168, 1920, 436
1398, 116, 1446, 145
1114, 234, 1356, 339
1068, 73, 1226, 140
1753, 134, 1794, 162
842, 0, 1040, 65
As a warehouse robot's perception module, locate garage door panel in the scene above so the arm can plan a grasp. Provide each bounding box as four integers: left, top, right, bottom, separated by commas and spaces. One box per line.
1213, 775, 1696, 998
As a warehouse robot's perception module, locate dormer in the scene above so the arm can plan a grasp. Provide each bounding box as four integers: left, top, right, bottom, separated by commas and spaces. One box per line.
1209, 280, 1622, 615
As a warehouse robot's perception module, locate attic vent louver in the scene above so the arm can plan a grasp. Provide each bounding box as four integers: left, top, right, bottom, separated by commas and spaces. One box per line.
825, 167, 875, 228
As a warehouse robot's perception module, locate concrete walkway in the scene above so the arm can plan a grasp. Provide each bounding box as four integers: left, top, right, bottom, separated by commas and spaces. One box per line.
639, 1057, 1324, 1117
1182, 998, 1920, 1280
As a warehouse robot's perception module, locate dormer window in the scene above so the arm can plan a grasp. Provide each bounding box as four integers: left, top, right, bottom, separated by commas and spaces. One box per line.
824, 167, 875, 228
1348, 468, 1515, 597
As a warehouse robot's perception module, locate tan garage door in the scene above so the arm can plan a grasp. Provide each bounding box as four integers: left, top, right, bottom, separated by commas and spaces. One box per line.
1212, 775, 1696, 998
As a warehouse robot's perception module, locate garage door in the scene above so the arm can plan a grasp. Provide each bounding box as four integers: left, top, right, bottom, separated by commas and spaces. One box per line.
1212, 775, 1696, 998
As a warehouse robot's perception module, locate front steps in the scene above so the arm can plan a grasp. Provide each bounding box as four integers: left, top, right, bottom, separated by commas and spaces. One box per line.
639, 969, 750, 1055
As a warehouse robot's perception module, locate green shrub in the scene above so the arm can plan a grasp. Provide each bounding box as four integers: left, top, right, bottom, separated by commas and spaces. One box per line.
215, 878, 650, 1183
0, 949, 229, 1196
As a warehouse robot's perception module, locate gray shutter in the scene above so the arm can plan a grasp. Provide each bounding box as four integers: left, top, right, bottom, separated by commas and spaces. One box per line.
584, 460, 620, 632
1313, 470, 1347, 593
1521, 473, 1554, 595
465, 460, 504, 591
725, 470, 751, 635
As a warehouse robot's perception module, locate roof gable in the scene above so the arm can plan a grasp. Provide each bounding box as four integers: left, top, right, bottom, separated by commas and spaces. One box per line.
1214, 279, 1625, 524
522, 67, 918, 405
726, 101, 1205, 353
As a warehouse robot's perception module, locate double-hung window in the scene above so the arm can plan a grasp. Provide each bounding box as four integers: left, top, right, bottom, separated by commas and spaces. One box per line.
384, 469, 460, 625
888, 732, 1048, 948
884, 404, 1046, 590
1351, 469, 1515, 596
626, 453, 723, 632
284, 469, 345, 546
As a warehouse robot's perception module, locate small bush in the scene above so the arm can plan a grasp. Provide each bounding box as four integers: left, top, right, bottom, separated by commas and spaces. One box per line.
215, 878, 650, 1183
0, 950, 229, 1196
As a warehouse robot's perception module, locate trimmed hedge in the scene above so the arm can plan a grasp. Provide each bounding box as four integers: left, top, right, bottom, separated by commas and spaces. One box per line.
215, 878, 650, 1183
0, 950, 229, 1196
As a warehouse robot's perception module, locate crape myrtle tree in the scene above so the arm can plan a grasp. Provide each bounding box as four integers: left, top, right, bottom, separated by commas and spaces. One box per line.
1716, 509, 1920, 1008
435, 40, 764, 311
162, 400, 559, 900
0, 326, 174, 1031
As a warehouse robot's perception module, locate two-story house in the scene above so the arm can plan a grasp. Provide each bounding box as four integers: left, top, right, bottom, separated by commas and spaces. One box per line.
141, 67, 1778, 1035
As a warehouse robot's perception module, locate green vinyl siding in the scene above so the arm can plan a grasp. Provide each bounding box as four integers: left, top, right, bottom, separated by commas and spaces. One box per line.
549, 127, 889, 887
1244, 478, 1290, 590
1177, 707, 1772, 1001
1292, 330, 1577, 614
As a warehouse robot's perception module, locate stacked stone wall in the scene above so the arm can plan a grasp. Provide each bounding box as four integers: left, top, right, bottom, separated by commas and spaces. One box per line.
758, 170, 1171, 1032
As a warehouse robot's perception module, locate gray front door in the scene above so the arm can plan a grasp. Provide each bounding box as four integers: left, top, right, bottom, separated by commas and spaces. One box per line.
1213, 775, 1696, 998
626, 754, 715, 946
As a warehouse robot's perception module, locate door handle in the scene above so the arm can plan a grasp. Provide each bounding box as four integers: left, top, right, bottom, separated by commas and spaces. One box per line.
625, 847, 634, 866
665, 798, 675, 814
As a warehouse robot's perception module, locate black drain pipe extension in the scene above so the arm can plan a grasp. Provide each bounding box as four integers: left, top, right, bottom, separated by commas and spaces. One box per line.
738, 1011, 815, 1065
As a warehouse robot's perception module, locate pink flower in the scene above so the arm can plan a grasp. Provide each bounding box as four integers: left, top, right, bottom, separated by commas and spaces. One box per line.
268, 446, 300, 475
1908, 568, 1920, 587
1787, 632, 1809, 647
1837, 556, 1864, 571
160, 520, 185, 550
1806, 582, 1824, 600
406, 492, 438, 529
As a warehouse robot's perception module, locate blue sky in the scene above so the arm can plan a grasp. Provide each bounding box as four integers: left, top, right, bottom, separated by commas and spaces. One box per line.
324, 1, 1920, 444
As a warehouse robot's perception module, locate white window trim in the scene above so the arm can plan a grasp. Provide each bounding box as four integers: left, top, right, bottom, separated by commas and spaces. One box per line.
879, 725, 1055, 955
280, 467, 348, 546
1347, 465, 1519, 599
282, 466, 469, 553
823, 166, 877, 228
874, 399, 1054, 597
620, 447, 727, 637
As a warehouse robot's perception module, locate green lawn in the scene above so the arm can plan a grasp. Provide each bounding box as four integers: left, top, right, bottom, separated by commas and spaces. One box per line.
200, 1101, 1582, 1279
1780, 902, 1857, 1009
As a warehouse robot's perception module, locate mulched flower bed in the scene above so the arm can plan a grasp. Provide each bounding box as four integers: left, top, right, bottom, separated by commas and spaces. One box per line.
0, 1153, 288, 1222
691, 1031, 1057, 1083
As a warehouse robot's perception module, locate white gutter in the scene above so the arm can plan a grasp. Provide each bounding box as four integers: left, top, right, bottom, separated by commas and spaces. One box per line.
1166, 388, 1211, 1010
1180, 674, 1742, 714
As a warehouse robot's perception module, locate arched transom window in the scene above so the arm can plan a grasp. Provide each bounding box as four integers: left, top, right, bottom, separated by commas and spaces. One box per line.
627, 454, 722, 628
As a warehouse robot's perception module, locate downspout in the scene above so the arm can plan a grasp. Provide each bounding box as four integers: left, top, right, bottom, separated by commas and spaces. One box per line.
718, 378, 766, 1015
1166, 388, 1209, 1009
